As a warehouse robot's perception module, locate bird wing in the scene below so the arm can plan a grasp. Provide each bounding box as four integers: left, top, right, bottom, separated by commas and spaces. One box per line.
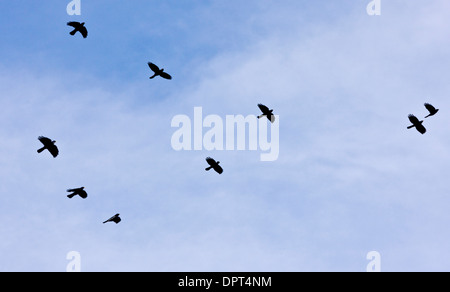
214, 165, 223, 174
160, 72, 172, 80
113, 217, 121, 223
267, 114, 275, 123
206, 157, 216, 166
148, 62, 160, 73
67, 187, 83, 192
258, 104, 270, 114
79, 26, 88, 38
38, 136, 52, 146
424, 103, 436, 113
408, 114, 419, 124
67, 21, 79, 28
103, 214, 117, 223
47, 144, 59, 157
79, 190, 88, 198
416, 124, 427, 134
110, 214, 119, 220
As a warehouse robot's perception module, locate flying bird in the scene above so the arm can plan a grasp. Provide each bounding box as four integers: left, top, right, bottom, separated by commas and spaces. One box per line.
257, 104, 275, 123
67, 21, 88, 38
205, 157, 223, 174
37, 136, 59, 158
103, 213, 121, 224
148, 62, 172, 80
407, 114, 426, 134
424, 103, 439, 118
67, 187, 88, 199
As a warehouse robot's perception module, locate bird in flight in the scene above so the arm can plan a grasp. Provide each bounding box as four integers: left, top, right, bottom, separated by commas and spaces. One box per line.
67, 21, 88, 38
205, 157, 223, 174
424, 103, 439, 118
103, 213, 121, 224
257, 104, 275, 123
148, 62, 172, 80
407, 114, 426, 134
37, 136, 59, 158
67, 187, 88, 199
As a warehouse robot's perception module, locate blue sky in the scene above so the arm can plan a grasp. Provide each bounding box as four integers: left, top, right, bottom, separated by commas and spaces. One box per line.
1, 0, 450, 271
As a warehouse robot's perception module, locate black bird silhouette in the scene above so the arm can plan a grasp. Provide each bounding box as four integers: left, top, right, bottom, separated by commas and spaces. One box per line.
37, 136, 59, 158
148, 62, 172, 80
205, 157, 223, 174
67, 187, 88, 199
103, 213, 121, 224
67, 21, 88, 38
257, 104, 275, 123
424, 103, 439, 118
407, 114, 426, 134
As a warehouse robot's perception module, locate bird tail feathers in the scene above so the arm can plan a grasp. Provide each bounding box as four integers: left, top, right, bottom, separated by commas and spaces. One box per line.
70, 30, 76, 35
257, 115, 264, 119
205, 166, 212, 171
67, 194, 76, 199
37, 147, 45, 153
407, 125, 415, 129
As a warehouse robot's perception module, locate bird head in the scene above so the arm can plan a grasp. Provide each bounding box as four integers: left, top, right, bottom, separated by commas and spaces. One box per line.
270, 109, 273, 113
81, 187, 85, 189
52, 140, 56, 144
216, 161, 220, 164
81, 22, 85, 26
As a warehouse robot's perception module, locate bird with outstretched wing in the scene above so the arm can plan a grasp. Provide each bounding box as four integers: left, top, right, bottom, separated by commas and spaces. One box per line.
424, 103, 439, 118
67, 187, 88, 199
257, 103, 275, 123
148, 62, 172, 80
37, 136, 59, 158
103, 213, 121, 224
205, 157, 223, 174
67, 21, 88, 38
407, 114, 426, 134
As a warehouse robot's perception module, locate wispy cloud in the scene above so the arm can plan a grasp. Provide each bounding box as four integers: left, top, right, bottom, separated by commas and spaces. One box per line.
1, 0, 450, 271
